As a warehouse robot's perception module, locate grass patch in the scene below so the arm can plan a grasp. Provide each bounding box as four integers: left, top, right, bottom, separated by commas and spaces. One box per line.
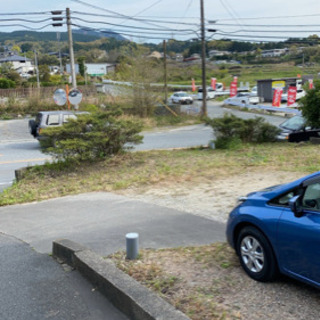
108, 243, 241, 320
1, 142, 319, 206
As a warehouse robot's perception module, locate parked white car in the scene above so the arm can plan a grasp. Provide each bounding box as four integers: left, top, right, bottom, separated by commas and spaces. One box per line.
224, 92, 259, 106
197, 87, 216, 100
169, 91, 193, 104
281, 89, 306, 102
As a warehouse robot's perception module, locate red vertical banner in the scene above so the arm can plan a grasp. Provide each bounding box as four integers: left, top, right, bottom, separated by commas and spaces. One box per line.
272, 88, 283, 107
230, 81, 237, 97
309, 79, 314, 89
211, 78, 216, 90
191, 78, 196, 92
233, 76, 238, 84
287, 86, 297, 106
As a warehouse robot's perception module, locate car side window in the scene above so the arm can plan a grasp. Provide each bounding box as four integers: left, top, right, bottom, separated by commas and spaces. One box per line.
301, 183, 320, 210
47, 115, 60, 126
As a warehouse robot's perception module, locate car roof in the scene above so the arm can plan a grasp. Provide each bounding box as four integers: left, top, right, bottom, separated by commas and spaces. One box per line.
37, 111, 88, 115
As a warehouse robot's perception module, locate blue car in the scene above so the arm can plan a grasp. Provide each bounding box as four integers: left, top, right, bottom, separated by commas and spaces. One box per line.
226, 171, 320, 287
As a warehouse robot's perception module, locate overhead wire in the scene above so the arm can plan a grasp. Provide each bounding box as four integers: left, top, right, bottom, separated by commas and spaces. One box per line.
71, 16, 198, 33
71, 23, 195, 40
0, 23, 57, 31
117, 0, 164, 25
72, 11, 199, 26
70, 0, 171, 30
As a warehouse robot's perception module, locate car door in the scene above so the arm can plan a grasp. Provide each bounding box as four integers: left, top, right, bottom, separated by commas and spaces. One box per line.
277, 178, 320, 285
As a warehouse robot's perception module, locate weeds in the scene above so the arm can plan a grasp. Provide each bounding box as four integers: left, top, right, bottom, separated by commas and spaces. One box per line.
0, 143, 319, 205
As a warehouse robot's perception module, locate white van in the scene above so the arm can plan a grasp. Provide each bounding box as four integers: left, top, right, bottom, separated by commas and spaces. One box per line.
197, 87, 216, 100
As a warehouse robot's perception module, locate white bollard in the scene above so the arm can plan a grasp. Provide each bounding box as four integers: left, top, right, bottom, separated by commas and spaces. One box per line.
126, 233, 139, 260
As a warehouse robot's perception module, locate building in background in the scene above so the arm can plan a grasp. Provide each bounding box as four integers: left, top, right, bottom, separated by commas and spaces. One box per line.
0, 54, 34, 75
66, 63, 116, 76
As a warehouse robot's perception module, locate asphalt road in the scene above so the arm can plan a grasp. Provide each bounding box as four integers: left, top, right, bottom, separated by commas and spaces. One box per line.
0, 233, 128, 320
0, 102, 286, 188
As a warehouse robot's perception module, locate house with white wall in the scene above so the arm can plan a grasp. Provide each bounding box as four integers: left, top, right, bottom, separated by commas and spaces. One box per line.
0, 54, 34, 75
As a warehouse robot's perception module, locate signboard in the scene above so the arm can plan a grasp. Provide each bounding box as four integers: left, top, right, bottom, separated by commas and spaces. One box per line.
272, 81, 285, 89
230, 81, 237, 97
309, 79, 314, 89
53, 88, 67, 106
272, 88, 283, 107
68, 88, 83, 105
211, 78, 216, 90
191, 78, 196, 92
287, 86, 297, 106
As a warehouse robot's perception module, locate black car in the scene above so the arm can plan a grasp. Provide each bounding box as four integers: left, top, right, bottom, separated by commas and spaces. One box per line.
277, 115, 320, 142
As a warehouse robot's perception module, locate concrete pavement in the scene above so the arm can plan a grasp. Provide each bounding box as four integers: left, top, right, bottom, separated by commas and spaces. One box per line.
0, 192, 226, 256
0, 192, 226, 319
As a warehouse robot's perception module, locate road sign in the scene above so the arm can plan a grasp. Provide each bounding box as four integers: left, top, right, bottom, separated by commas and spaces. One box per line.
68, 88, 83, 105
53, 88, 67, 106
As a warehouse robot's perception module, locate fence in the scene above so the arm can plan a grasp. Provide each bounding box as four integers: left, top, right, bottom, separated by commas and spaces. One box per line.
0, 85, 97, 99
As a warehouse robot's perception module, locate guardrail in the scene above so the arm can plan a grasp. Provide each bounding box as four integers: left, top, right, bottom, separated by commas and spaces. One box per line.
223, 100, 301, 115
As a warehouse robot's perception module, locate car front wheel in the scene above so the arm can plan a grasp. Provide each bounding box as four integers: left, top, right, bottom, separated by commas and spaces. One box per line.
236, 226, 278, 282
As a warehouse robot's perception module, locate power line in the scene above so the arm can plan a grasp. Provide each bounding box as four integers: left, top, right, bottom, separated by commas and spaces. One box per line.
71, 23, 194, 40
0, 11, 53, 16
216, 13, 320, 21
70, 0, 169, 30
0, 23, 55, 31
214, 23, 320, 28
71, 16, 198, 33
118, 0, 164, 24
72, 11, 198, 26
0, 18, 63, 23
218, 29, 320, 34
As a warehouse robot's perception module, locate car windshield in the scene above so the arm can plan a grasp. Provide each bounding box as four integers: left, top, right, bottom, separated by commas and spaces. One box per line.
177, 92, 188, 97
280, 116, 305, 130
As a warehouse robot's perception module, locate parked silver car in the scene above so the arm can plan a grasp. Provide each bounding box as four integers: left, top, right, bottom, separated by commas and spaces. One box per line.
169, 91, 193, 104
29, 110, 88, 140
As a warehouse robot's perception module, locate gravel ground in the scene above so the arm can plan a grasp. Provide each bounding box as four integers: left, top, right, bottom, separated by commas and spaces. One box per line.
117, 169, 320, 320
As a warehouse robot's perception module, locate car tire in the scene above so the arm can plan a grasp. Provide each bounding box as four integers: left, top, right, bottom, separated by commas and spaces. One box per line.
29, 119, 37, 137
236, 226, 278, 282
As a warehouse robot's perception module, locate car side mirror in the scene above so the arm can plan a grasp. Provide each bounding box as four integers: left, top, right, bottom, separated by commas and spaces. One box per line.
289, 195, 304, 217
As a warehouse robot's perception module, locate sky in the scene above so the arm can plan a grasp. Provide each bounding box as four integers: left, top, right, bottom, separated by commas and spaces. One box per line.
2, 0, 320, 44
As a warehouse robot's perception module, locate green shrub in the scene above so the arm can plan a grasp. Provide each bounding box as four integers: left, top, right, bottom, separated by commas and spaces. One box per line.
214, 136, 242, 149
207, 113, 280, 149
0, 78, 15, 88
40, 109, 143, 162
300, 80, 320, 128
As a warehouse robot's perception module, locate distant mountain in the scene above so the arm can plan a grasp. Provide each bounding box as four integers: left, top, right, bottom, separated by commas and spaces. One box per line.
73, 28, 127, 41
0, 29, 126, 43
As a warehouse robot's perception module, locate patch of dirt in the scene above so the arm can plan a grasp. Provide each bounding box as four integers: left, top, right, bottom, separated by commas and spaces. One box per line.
119, 169, 304, 222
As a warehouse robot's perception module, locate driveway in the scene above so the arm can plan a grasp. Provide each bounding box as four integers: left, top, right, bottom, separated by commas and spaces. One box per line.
0, 192, 226, 256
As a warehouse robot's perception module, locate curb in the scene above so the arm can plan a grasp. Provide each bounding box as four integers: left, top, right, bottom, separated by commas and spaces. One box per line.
52, 239, 190, 320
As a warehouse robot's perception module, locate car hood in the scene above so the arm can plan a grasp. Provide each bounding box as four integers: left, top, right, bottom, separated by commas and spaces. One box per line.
244, 171, 320, 201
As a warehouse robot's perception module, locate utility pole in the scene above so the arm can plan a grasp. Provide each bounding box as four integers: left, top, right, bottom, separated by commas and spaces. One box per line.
200, 0, 207, 117
163, 40, 168, 103
66, 8, 77, 89
34, 50, 40, 89
57, 32, 63, 75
